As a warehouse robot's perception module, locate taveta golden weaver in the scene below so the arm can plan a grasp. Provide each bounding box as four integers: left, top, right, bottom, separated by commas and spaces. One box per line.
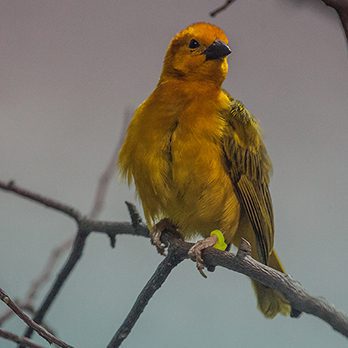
118, 22, 292, 318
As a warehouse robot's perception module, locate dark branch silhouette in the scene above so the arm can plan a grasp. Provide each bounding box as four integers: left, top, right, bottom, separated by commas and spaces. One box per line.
106, 204, 348, 345
322, 0, 348, 39
1, 180, 348, 346
0, 289, 72, 348
107, 246, 186, 348
210, 0, 348, 41
210, 0, 237, 17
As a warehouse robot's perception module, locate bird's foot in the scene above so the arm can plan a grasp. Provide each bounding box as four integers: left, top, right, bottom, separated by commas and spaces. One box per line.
151, 218, 179, 255
188, 235, 218, 278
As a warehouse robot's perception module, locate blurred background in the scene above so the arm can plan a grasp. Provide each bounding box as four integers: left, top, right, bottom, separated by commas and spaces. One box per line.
1, 0, 348, 347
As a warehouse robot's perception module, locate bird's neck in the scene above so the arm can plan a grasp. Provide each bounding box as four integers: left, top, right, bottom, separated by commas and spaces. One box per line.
157, 78, 222, 99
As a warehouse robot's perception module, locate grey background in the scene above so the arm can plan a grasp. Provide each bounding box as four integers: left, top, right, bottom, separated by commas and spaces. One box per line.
1, 0, 348, 347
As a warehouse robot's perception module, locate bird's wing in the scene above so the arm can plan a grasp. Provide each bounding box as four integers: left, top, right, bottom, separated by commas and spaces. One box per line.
222, 96, 274, 264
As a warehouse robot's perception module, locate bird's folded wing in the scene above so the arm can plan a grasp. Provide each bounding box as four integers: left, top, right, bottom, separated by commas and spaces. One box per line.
222, 97, 274, 264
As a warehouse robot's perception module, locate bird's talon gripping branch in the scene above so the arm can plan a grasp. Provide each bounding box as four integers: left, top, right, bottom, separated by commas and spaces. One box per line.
151, 218, 179, 255
188, 234, 219, 278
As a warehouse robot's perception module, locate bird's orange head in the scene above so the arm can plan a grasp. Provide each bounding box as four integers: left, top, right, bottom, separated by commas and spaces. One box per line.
160, 22, 231, 86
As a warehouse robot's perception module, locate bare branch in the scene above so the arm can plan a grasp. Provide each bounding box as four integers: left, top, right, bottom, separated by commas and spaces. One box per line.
107, 246, 186, 348
210, 0, 237, 17
0, 328, 44, 348
107, 203, 184, 347
210, 0, 348, 41
20, 227, 89, 343
27, 239, 74, 305
105, 204, 348, 345
322, 0, 348, 40
0, 180, 81, 223
0, 303, 34, 325
1, 180, 348, 343
0, 289, 72, 348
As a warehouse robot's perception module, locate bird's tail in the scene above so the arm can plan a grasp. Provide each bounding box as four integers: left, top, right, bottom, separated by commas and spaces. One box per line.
252, 250, 291, 318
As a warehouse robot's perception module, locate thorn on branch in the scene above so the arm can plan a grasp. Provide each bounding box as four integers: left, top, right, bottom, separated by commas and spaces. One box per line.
290, 307, 302, 318
125, 201, 143, 229
108, 233, 117, 248
7, 180, 15, 188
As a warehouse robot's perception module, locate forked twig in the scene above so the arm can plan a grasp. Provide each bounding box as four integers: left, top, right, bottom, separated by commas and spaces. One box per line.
0, 289, 72, 348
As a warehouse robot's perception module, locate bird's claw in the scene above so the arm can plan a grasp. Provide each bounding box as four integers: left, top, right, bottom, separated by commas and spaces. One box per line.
188, 235, 218, 278
151, 218, 179, 256
151, 227, 166, 255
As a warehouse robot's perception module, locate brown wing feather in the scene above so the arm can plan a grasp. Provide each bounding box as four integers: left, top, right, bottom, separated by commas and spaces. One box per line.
222, 97, 274, 264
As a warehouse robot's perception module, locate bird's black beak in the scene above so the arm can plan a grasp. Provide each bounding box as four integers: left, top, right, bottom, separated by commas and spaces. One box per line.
204, 40, 231, 61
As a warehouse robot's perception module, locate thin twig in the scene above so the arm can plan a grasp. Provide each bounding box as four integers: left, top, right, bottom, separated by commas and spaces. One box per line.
27, 239, 74, 304
0, 289, 72, 348
107, 203, 185, 347
0, 180, 81, 223
0, 303, 34, 325
107, 247, 186, 348
210, 0, 237, 17
0, 328, 45, 348
210, 0, 348, 42
20, 227, 89, 344
322, 0, 348, 41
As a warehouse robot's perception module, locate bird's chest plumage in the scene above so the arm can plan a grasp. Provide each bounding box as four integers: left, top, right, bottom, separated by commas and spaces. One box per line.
170, 106, 226, 197
131, 89, 238, 236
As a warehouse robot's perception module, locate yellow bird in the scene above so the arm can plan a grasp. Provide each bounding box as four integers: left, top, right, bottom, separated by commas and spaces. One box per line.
119, 22, 291, 318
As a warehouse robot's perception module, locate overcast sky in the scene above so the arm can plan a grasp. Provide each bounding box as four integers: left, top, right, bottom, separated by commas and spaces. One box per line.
1, 1, 348, 347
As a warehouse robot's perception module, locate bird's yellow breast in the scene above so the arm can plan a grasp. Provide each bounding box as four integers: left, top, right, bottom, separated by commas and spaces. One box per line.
119, 80, 240, 240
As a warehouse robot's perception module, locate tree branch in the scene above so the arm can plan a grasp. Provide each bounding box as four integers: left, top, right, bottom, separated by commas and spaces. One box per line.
210, 0, 348, 41
1, 180, 348, 344
19, 227, 89, 344
0, 180, 81, 223
322, 0, 348, 40
0, 328, 45, 348
105, 204, 348, 345
107, 245, 186, 348
0, 289, 72, 348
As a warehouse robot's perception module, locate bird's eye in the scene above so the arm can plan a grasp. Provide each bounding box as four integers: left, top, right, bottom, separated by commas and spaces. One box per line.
188, 39, 200, 49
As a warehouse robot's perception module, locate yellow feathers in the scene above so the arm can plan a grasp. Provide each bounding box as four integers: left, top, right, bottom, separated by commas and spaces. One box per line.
118, 22, 290, 318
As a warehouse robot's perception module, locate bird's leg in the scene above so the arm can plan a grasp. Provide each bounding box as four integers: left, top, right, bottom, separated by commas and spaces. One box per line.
151, 218, 180, 255
188, 235, 218, 278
